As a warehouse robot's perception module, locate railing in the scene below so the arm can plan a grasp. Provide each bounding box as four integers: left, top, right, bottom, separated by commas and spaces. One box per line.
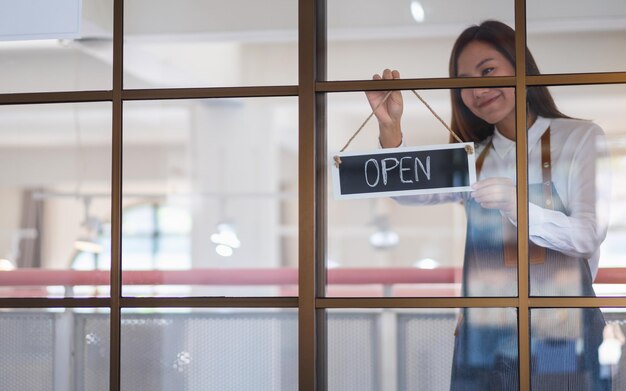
1, 268, 626, 389
0, 267, 623, 285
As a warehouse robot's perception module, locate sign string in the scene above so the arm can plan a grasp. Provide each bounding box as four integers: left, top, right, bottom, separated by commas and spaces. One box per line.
333, 90, 474, 168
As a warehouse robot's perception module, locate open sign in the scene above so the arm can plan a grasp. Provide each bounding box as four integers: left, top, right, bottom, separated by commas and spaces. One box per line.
331, 143, 476, 199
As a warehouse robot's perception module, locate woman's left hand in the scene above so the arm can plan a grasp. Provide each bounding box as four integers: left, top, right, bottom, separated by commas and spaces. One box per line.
471, 177, 517, 222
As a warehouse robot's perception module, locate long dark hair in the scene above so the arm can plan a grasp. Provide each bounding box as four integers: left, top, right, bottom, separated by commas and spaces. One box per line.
448, 20, 569, 142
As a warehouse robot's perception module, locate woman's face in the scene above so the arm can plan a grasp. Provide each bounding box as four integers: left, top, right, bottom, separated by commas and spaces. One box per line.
457, 40, 516, 129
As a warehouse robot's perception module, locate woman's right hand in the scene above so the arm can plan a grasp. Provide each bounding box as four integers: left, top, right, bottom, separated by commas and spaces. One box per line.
365, 69, 404, 148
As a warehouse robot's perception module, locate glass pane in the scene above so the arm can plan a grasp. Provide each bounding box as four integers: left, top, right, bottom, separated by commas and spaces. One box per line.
123, 0, 297, 88
327, 308, 518, 391
599, 311, 626, 390
122, 97, 298, 297
327, 0, 514, 80
0, 102, 112, 298
526, 85, 625, 297
327, 88, 517, 297
530, 308, 622, 390
120, 309, 297, 390
527, 0, 626, 74
0, 0, 113, 93
74, 310, 111, 391
0, 309, 109, 390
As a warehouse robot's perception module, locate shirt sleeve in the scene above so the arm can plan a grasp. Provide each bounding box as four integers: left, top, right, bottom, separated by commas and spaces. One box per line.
527, 123, 610, 268
393, 191, 465, 206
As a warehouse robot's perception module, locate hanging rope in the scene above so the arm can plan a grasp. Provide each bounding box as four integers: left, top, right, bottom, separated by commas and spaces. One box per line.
410, 90, 463, 144
332, 90, 393, 168
333, 89, 473, 167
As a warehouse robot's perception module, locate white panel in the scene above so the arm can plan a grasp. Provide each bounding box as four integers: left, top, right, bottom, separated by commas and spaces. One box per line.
0, 0, 81, 41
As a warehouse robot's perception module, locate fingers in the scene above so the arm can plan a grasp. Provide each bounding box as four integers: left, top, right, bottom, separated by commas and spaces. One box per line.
471, 178, 516, 212
372, 69, 401, 80
471, 177, 513, 190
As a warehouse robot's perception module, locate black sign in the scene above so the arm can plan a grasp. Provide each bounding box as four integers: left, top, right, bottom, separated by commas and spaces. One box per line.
332, 143, 476, 199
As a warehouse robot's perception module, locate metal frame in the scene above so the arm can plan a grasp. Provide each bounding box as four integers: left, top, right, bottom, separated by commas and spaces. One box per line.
0, 0, 625, 390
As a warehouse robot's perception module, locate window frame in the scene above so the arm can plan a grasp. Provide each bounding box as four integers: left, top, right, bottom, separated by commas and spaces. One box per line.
0, 0, 625, 390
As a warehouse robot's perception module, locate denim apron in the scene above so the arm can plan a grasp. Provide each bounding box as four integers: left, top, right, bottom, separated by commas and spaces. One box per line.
450, 128, 608, 391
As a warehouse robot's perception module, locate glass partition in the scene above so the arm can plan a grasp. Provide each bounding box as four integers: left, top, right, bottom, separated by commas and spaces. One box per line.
326, 88, 518, 297
0, 102, 112, 298
120, 308, 297, 390
530, 308, 626, 390
122, 97, 298, 297
326, 0, 514, 80
123, 0, 298, 88
0, 308, 110, 390
0, 0, 113, 93
327, 307, 518, 391
526, 84, 626, 297
527, 0, 626, 74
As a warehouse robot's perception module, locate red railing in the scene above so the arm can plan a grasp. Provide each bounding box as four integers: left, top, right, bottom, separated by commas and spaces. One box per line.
0, 267, 622, 286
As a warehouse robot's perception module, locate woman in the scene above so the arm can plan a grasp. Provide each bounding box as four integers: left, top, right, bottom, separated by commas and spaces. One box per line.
367, 21, 610, 390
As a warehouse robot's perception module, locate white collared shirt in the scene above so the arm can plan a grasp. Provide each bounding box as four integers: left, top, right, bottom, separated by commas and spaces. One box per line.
395, 116, 610, 277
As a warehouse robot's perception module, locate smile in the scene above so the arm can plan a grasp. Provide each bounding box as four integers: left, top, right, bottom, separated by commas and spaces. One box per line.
477, 94, 501, 108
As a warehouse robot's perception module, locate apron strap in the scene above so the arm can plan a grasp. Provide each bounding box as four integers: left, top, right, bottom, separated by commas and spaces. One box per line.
475, 128, 552, 267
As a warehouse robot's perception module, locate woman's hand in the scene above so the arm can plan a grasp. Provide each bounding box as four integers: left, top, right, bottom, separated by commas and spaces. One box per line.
365, 69, 403, 148
471, 177, 517, 222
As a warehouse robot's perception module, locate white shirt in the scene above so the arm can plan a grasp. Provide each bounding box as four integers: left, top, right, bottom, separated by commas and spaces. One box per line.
395, 116, 610, 277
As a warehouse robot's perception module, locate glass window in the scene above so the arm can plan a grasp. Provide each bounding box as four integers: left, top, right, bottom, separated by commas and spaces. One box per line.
527, 0, 626, 74
327, 307, 517, 391
120, 309, 297, 390
74, 311, 112, 390
530, 308, 623, 389
0, 309, 110, 390
122, 97, 298, 297
526, 84, 626, 297
326, 88, 518, 297
326, 0, 514, 80
0, 102, 111, 298
0, 0, 113, 93
123, 0, 298, 88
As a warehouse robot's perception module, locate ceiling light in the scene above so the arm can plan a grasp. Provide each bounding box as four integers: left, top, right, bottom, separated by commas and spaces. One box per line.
369, 229, 400, 249
410, 1, 425, 23
211, 223, 240, 249
211, 222, 241, 257
414, 258, 440, 269
215, 244, 234, 257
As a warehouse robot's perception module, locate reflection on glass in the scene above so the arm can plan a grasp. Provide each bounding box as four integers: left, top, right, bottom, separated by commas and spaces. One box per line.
122, 98, 298, 297
527, 0, 626, 74
597, 96, 626, 296
124, 0, 297, 88
328, 21, 526, 298
525, 110, 608, 297
0, 308, 110, 390
526, 85, 623, 298
328, 310, 383, 391
531, 308, 615, 390
0, 0, 113, 93
120, 309, 297, 390
327, 308, 514, 391
75, 310, 111, 390
327, 0, 514, 80
451, 308, 518, 390
0, 102, 112, 298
